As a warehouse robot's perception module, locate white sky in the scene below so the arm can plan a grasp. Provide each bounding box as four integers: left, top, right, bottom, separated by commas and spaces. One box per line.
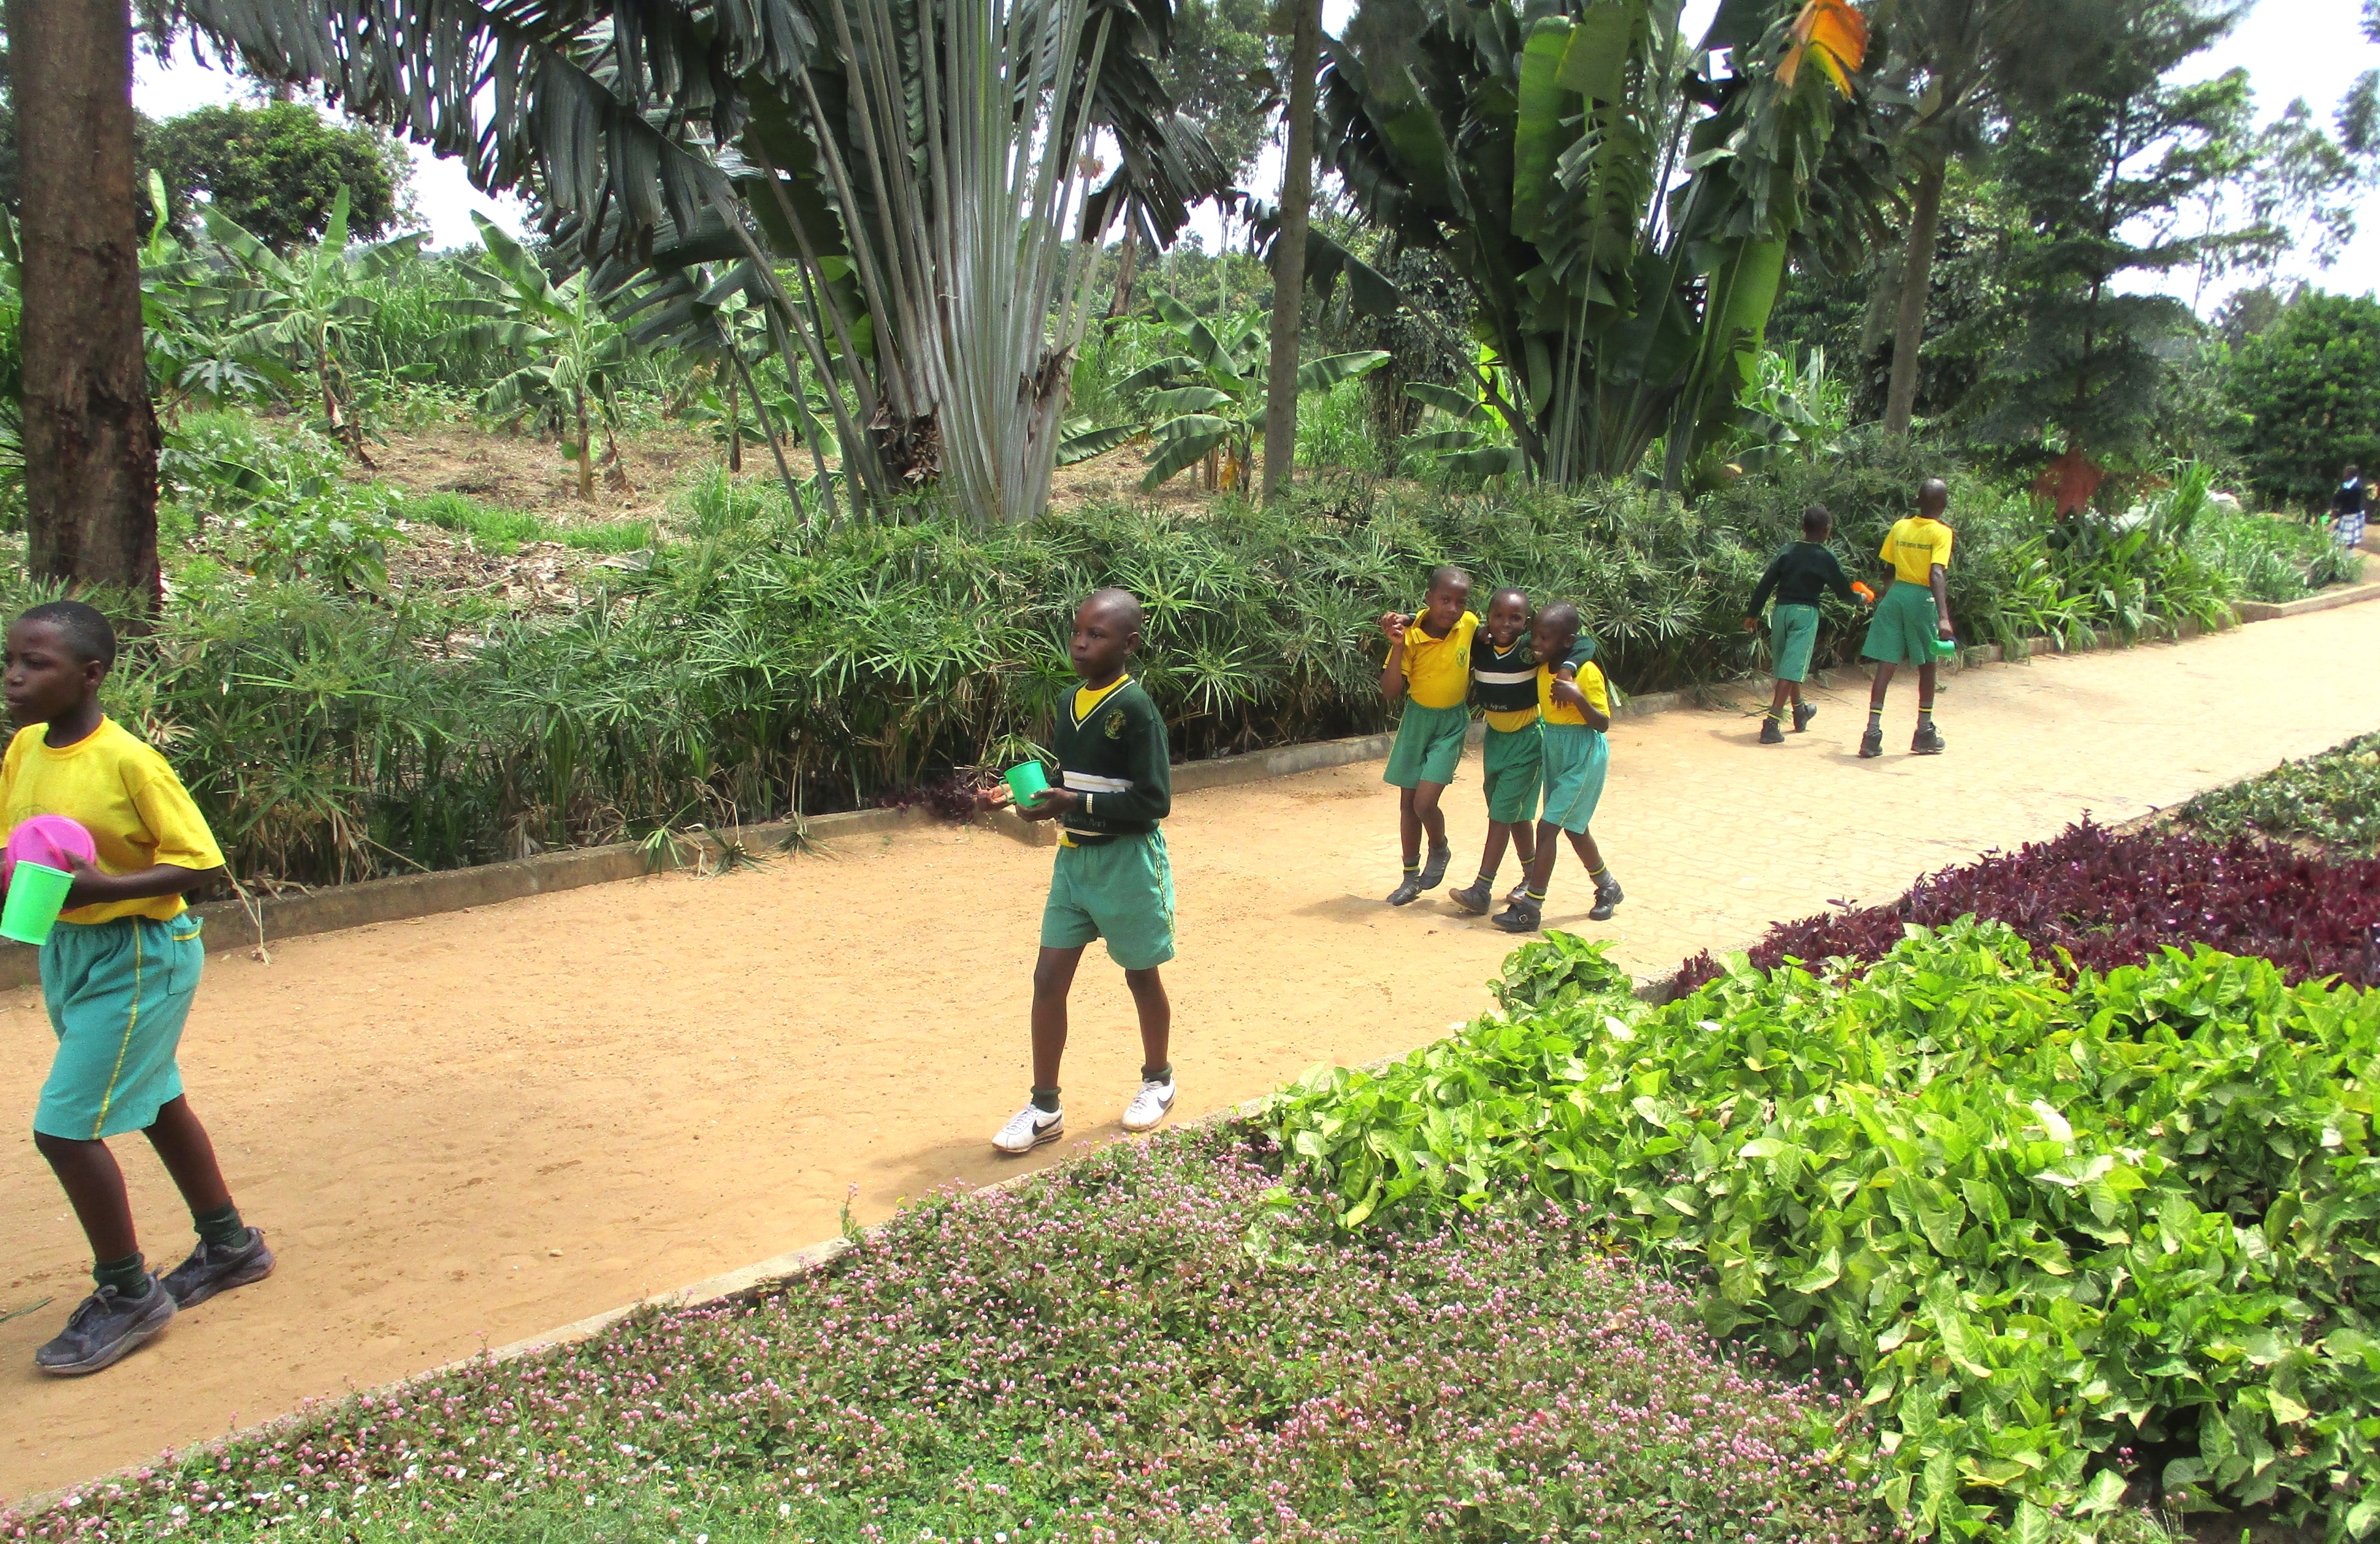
134, 0, 2377, 304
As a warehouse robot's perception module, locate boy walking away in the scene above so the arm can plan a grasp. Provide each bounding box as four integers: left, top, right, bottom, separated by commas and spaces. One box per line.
1495, 604, 1621, 934
1744, 505, 1866, 745
6, 601, 271, 1376
2334, 465, 2367, 551
998, 590, 1176, 1154
1860, 478, 1956, 759
1447, 587, 1595, 914
1379, 566, 1476, 905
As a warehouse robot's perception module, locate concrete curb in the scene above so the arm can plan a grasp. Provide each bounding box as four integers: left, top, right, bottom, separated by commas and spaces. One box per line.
2233, 577, 2380, 624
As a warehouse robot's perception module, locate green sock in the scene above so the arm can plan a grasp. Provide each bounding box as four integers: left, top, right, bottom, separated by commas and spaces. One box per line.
1590, 864, 1611, 884
1031, 1086, 1061, 1113
1868, 707, 1883, 731
194, 1201, 248, 1251
95, 1251, 151, 1299
1765, 704, 1785, 722
1525, 887, 1546, 903
1140, 1062, 1172, 1085
1475, 870, 1498, 890
1402, 862, 1419, 876
1918, 703, 1935, 724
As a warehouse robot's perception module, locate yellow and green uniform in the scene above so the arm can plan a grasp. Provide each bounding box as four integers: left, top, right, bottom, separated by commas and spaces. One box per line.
1538, 662, 1611, 834
1471, 630, 1597, 823
1, 719, 224, 1139
1037, 676, 1175, 970
1383, 611, 1478, 790
1864, 516, 1954, 664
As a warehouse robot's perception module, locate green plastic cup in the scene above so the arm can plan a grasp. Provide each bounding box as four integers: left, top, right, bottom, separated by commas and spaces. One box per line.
3, 860, 74, 946
1004, 761, 1051, 808
1934, 634, 1959, 660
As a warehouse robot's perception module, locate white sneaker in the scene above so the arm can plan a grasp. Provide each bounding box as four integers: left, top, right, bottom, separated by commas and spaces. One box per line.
1121, 1077, 1176, 1133
992, 1101, 1063, 1154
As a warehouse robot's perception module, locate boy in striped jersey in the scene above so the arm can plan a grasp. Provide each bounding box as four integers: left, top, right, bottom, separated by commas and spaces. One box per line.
994, 590, 1178, 1154
1446, 587, 1595, 914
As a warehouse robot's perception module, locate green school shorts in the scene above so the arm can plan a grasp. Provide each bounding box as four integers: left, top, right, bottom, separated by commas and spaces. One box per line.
1040, 830, 1176, 970
1769, 602, 1821, 683
1539, 722, 1609, 836
1383, 701, 1471, 789
1862, 581, 1943, 665
1480, 722, 1543, 824
35, 915, 205, 1141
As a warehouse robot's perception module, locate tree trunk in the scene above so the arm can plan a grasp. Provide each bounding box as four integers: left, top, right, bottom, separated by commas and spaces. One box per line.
1259, 0, 1323, 504
16, 0, 161, 611
726, 367, 743, 473
1883, 160, 1945, 438
1106, 225, 1141, 322
575, 395, 593, 500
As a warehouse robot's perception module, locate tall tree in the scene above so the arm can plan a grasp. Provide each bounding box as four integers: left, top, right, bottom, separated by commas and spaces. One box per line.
1259, 0, 1321, 502
13, 0, 160, 607
1969, 0, 2258, 469
147, 100, 417, 250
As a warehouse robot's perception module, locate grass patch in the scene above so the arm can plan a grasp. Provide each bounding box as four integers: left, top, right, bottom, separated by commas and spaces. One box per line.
557, 519, 656, 555
7, 1136, 1877, 1544
400, 492, 549, 553
2179, 729, 2380, 855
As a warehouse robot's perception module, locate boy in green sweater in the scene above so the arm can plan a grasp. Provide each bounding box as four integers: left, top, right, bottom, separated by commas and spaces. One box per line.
1742, 504, 1867, 744
997, 590, 1176, 1154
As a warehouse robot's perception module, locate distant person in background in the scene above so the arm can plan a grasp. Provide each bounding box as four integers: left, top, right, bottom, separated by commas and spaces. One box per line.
2332, 465, 2367, 551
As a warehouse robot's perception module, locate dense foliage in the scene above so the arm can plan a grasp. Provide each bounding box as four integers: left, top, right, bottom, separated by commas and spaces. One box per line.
2181, 731, 2380, 856
2226, 292, 2380, 512
63, 448, 2312, 888
145, 101, 412, 252
1673, 820, 2380, 993
1261, 923, 2380, 1541
2, 1137, 1877, 1544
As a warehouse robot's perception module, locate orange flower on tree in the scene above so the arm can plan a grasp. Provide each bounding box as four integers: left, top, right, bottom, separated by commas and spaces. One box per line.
1778, 0, 1868, 95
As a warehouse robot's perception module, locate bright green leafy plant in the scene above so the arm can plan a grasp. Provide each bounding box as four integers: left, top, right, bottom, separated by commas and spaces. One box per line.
1259, 922, 2380, 1541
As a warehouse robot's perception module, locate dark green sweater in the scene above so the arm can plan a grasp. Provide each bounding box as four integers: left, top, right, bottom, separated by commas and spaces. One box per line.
1748, 542, 1856, 615
1048, 676, 1171, 841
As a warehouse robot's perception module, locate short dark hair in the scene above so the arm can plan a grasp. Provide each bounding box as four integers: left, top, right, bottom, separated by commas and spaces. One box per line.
1426, 565, 1472, 595
1802, 504, 1832, 537
2349, 465, 2362, 480
1488, 585, 1528, 611
1535, 600, 1581, 638
18, 600, 117, 670
1080, 587, 1144, 634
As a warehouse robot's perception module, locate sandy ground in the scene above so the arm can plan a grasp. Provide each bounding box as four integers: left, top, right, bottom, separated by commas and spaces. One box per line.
6, 603, 2380, 1501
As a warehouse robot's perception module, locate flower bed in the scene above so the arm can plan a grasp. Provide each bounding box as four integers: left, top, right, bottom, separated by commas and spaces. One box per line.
1672, 820, 2380, 994
4, 1136, 1873, 1544
1259, 926, 2380, 1543
2179, 731, 2380, 856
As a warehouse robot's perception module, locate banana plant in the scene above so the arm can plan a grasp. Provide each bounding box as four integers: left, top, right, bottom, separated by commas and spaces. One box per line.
1312, 0, 1891, 488
201, 185, 420, 463
1403, 366, 1526, 479
1109, 293, 1387, 491
441, 213, 638, 502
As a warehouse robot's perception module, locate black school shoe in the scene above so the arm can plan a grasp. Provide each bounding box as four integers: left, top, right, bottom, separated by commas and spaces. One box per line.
1589, 877, 1625, 922
1759, 718, 1785, 745
1386, 874, 1425, 905
1493, 898, 1542, 934
1912, 722, 1947, 755
1793, 702, 1817, 733
35, 1279, 175, 1376
1858, 726, 1885, 759
162, 1228, 276, 1310
1446, 880, 1496, 914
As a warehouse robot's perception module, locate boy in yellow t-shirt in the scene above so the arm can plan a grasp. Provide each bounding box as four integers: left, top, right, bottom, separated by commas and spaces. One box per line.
1860, 478, 1956, 758
3, 602, 271, 1377
1495, 603, 1622, 934
1377, 566, 1476, 905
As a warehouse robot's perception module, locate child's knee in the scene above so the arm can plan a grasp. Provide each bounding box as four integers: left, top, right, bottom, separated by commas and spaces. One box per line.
1031, 958, 1074, 997
1123, 966, 1166, 995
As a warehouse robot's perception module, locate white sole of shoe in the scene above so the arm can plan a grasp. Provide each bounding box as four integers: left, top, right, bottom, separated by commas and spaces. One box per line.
1122, 1101, 1174, 1134
993, 1122, 1063, 1156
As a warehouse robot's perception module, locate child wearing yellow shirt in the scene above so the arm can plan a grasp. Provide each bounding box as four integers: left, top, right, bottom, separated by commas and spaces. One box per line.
3, 601, 271, 1376
1495, 602, 1622, 933
1377, 566, 1475, 905
1860, 477, 1956, 757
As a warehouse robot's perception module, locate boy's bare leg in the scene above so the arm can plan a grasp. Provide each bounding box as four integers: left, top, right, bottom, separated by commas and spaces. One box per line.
1398, 785, 1422, 868
1030, 944, 1088, 1090
1912, 660, 1945, 752
34, 1133, 138, 1262
1566, 826, 1606, 875
1769, 678, 1795, 714
1520, 819, 1561, 897
143, 1096, 231, 1216
1476, 821, 1514, 879
1513, 821, 1536, 869
1413, 780, 1448, 856
1861, 662, 1896, 757
1124, 967, 1170, 1073
1867, 662, 1897, 710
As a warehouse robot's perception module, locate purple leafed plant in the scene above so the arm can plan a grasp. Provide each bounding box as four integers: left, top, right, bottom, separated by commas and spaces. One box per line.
1675, 821, 2380, 992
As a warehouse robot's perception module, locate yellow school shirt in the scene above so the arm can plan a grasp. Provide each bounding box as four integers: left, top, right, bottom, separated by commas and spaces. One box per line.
0, 719, 224, 923
1402, 611, 1480, 710
1539, 660, 1611, 726
1881, 516, 1954, 586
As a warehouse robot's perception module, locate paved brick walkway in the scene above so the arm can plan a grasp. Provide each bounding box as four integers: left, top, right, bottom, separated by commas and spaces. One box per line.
5, 603, 2380, 1501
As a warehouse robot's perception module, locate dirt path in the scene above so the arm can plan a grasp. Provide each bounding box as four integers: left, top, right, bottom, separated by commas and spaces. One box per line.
6, 606, 2380, 1500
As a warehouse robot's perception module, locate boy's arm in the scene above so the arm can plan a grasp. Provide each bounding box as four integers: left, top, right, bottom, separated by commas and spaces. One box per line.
1930, 564, 1952, 634
1377, 611, 1409, 701
1824, 550, 1856, 604
1546, 675, 1611, 731
1552, 633, 1594, 678
58, 861, 223, 910
1746, 554, 1785, 620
